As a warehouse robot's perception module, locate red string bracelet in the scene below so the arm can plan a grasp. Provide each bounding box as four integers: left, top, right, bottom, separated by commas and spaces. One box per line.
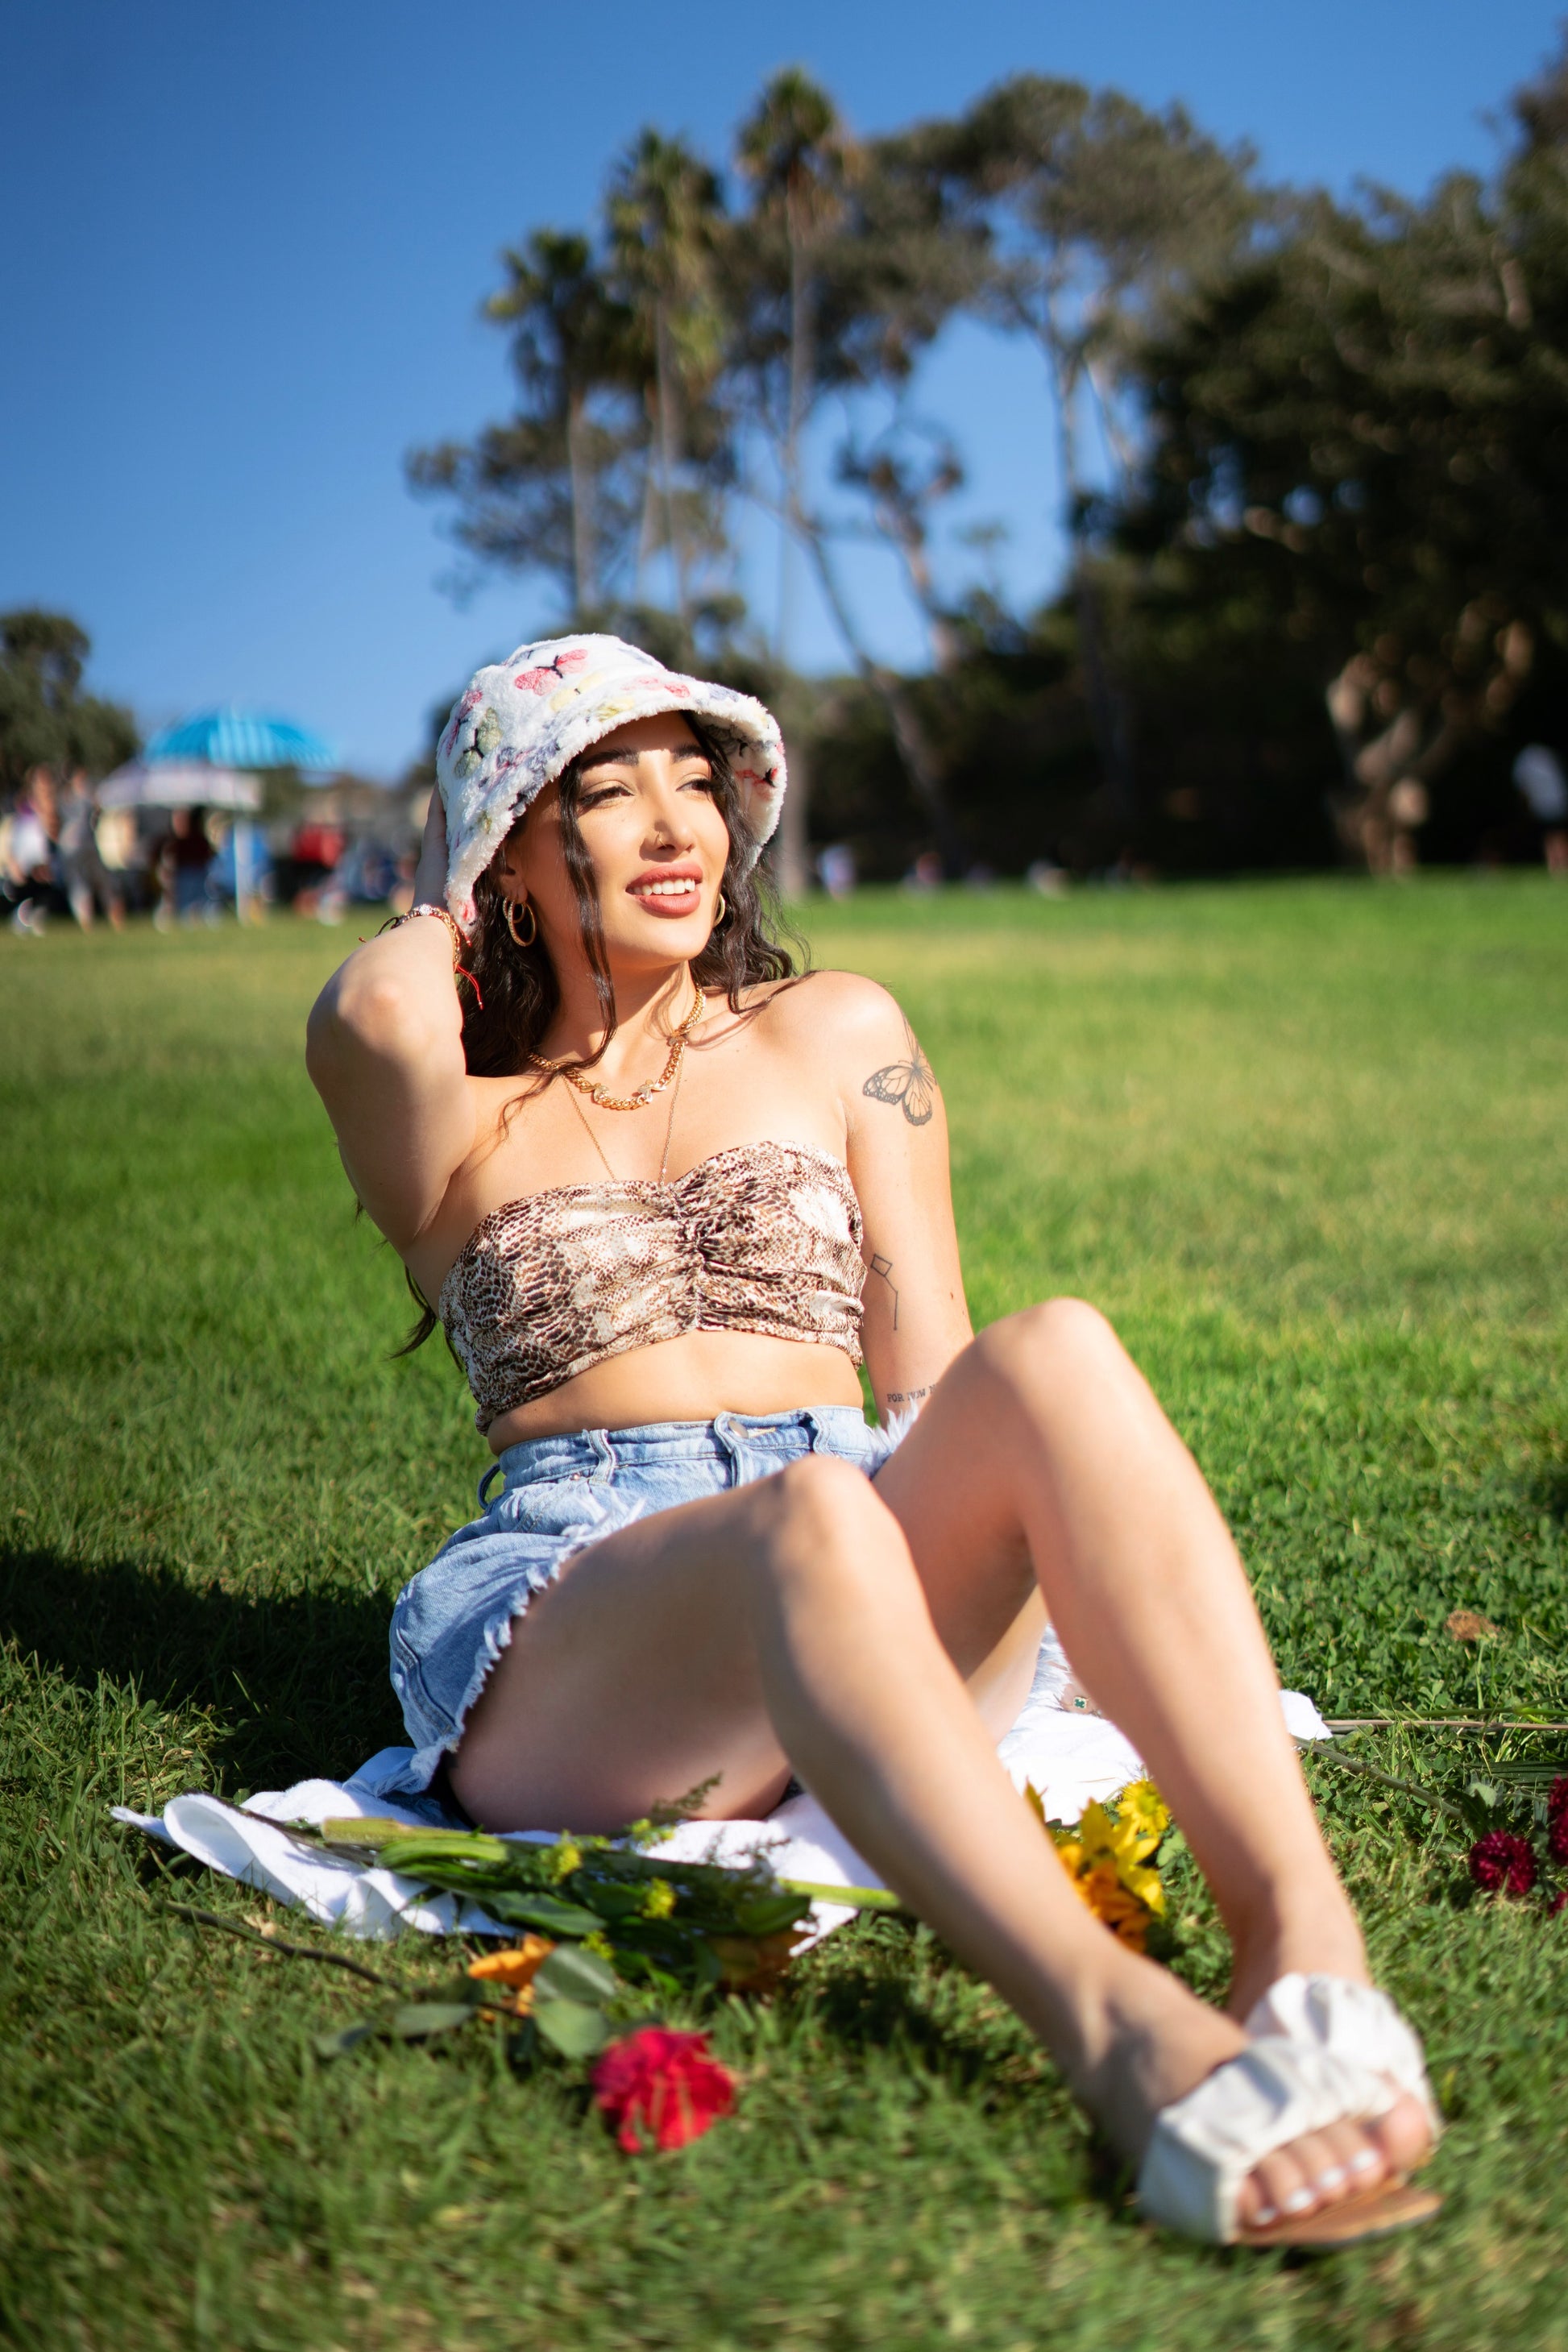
379, 902, 484, 1009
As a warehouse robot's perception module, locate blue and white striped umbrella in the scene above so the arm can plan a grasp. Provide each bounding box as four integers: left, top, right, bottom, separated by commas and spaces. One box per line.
143, 707, 339, 772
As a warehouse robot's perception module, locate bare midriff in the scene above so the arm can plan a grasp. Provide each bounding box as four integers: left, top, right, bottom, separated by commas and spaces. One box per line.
482, 1328, 865, 1450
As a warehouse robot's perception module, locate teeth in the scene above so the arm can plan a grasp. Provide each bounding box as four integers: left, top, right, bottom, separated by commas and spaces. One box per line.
636, 880, 699, 897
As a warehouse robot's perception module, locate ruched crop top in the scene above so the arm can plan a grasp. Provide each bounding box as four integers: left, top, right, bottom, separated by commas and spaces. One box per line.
438, 1140, 866, 1430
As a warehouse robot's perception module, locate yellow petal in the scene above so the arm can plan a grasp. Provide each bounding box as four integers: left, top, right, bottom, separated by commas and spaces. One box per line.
467, 1935, 554, 1988
1078, 1802, 1117, 1854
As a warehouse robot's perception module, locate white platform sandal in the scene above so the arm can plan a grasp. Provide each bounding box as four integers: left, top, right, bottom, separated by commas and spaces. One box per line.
1137, 2035, 1442, 2246
1245, 1972, 1442, 2140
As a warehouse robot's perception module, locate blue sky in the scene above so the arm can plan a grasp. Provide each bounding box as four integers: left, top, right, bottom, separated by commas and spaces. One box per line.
3, 0, 1562, 777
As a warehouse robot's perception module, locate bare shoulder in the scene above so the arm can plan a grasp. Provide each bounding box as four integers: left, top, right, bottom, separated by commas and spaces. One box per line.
746, 967, 914, 1055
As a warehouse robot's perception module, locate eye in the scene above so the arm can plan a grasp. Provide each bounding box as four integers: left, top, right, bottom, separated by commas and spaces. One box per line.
578, 780, 633, 809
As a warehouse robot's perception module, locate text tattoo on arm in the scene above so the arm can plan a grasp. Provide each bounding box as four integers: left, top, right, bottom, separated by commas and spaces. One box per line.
862, 1020, 935, 1126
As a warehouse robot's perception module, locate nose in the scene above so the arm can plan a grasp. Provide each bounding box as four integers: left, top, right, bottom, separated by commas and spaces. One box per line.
642, 764, 696, 850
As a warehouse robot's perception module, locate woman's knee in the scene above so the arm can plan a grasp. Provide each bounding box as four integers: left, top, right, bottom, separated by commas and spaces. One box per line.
971, 1296, 1129, 1398
745, 1453, 902, 1599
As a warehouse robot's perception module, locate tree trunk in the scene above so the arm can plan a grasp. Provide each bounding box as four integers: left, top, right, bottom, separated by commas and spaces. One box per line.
770, 182, 815, 870
566, 387, 595, 616
773, 729, 811, 898
1037, 309, 1135, 836
655, 300, 689, 620
800, 520, 964, 872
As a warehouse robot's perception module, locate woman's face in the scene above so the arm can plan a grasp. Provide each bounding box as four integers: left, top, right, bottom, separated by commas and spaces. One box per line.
493, 711, 732, 980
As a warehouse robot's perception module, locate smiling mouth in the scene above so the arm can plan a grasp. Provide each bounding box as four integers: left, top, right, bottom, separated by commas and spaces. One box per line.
629, 873, 703, 911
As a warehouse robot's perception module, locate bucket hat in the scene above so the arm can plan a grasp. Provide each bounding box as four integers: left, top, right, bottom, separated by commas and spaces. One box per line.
437, 633, 786, 933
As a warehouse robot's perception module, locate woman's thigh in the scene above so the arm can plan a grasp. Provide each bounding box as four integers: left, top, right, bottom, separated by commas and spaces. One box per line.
450, 1385, 1048, 1836
449, 1478, 803, 1832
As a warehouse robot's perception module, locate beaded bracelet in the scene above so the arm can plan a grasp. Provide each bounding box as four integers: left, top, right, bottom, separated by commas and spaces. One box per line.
381, 901, 484, 1007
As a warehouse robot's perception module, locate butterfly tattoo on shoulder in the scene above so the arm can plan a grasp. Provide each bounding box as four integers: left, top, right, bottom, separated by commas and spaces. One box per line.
862, 1020, 936, 1126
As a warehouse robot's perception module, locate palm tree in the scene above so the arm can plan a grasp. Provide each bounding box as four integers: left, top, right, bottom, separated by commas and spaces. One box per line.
732, 72, 859, 890
607, 131, 729, 621
409, 230, 639, 620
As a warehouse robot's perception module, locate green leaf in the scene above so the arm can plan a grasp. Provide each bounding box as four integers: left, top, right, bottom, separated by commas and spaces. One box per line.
730, 1891, 812, 1936
533, 1997, 611, 2059
314, 2022, 379, 2061
535, 1943, 620, 2004
778, 1878, 906, 1913
482, 1889, 604, 1935
386, 2003, 479, 2041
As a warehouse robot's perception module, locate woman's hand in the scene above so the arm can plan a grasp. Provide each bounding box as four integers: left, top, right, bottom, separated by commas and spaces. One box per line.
411, 786, 452, 914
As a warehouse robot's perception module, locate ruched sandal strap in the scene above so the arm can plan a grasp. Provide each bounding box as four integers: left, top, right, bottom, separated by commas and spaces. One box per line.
1137, 2036, 1400, 2243
1244, 1972, 1441, 2141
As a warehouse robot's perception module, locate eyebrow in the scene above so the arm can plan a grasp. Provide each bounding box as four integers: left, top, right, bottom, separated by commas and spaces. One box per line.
582, 740, 708, 768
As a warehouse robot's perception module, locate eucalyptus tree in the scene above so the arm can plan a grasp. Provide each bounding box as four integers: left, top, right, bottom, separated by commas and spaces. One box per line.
606, 131, 732, 620
927, 76, 1257, 824
729, 70, 977, 876
1121, 39, 1568, 867
408, 229, 641, 618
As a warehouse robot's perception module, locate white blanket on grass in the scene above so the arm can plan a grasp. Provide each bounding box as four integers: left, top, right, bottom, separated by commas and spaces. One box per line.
113, 1687, 1329, 1945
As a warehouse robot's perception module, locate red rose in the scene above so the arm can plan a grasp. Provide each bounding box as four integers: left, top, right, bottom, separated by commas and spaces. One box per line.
1549, 1889, 1567, 1918
1469, 1830, 1538, 1897
591, 2027, 736, 2154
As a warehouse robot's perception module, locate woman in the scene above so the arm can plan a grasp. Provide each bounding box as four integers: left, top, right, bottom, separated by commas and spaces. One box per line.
308, 634, 1438, 2249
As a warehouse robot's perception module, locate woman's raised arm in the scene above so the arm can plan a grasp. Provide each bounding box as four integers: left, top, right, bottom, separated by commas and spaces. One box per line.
305, 793, 477, 1249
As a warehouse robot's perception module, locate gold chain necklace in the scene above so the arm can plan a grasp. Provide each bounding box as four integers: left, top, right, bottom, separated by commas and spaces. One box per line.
530, 973, 705, 1112
561, 1033, 687, 1186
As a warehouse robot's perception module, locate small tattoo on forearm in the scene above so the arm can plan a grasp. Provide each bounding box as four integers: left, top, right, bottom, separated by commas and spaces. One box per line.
863, 1019, 935, 1126
886, 1386, 931, 1408
869, 1252, 900, 1329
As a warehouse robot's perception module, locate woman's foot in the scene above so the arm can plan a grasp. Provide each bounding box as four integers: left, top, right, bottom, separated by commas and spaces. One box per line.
1223, 1880, 1372, 2025
1077, 1962, 1433, 2234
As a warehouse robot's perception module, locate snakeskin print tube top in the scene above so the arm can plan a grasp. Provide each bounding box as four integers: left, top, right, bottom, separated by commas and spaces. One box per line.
438, 1140, 866, 1430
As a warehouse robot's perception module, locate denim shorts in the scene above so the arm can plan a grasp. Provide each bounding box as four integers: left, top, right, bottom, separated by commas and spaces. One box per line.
383, 1406, 899, 1799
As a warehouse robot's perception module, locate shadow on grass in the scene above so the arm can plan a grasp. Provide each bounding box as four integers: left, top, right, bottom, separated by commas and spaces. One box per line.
799, 1927, 1059, 2105
1527, 1464, 1568, 1525
0, 1545, 405, 1792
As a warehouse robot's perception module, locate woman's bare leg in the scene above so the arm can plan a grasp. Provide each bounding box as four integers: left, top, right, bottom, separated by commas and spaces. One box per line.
873, 1299, 1369, 2019
453, 1446, 1425, 2228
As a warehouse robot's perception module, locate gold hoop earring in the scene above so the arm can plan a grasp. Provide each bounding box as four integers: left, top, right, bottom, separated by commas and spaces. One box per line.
504, 895, 537, 949
712, 892, 728, 927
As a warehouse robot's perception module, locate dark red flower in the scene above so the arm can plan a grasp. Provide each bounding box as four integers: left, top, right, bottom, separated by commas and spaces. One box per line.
1548, 1888, 1567, 1917
590, 2027, 736, 2154
1550, 1808, 1568, 1870
1469, 1830, 1538, 1897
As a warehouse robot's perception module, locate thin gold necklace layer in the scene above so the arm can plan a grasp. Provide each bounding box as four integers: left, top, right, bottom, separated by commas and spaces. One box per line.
561, 1039, 687, 1185
531, 975, 704, 1112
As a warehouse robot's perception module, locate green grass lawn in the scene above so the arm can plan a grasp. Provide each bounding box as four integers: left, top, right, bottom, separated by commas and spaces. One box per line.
2, 877, 1566, 2350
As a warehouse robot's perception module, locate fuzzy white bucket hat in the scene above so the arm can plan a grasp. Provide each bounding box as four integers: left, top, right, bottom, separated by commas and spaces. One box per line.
436, 633, 787, 934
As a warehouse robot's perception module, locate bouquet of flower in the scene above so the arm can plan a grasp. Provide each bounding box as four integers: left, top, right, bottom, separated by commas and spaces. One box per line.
294, 1810, 901, 2135
1026, 1777, 1172, 1952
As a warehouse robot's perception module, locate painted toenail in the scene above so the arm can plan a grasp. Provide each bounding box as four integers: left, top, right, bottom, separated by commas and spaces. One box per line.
1252, 2203, 1277, 2226
1317, 2165, 1347, 2192
1281, 2188, 1317, 2215
1348, 2148, 1379, 2175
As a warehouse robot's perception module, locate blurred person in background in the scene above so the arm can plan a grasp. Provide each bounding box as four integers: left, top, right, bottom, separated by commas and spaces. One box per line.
1513, 744, 1568, 873
286, 817, 346, 917
4, 767, 64, 935
154, 806, 218, 926
56, 769, 125, 931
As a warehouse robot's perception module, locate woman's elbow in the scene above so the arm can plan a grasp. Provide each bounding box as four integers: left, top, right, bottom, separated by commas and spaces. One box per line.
305, 973, 441, 1086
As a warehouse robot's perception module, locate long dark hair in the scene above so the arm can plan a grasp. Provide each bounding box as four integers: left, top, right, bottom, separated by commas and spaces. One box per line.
397, 713, 801, 1353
